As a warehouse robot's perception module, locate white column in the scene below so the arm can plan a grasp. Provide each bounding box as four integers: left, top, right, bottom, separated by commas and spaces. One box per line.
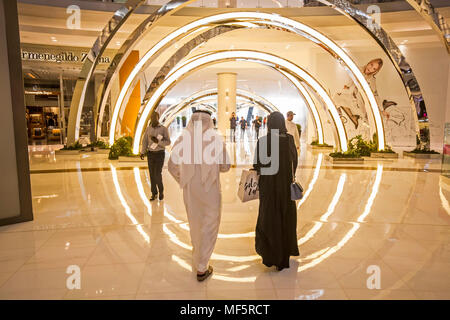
217, 72, 237, 137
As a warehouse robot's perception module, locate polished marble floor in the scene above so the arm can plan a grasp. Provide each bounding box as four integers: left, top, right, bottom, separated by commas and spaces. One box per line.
0, 134, 449, 300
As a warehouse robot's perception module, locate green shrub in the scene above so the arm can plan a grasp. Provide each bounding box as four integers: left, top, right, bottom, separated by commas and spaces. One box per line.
88, 140, 110, 149
409, 147, 439, 154
311, 140, 333, 148
62, 141, 83, 150
331, 133, 397, 157
108, 136, 134, 160
330, 148, 362, 158
296, 124, 302, 135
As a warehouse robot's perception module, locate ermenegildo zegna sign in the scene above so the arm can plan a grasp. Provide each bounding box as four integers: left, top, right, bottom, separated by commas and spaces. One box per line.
20, 43, 115, 65
21, 50, 111, 64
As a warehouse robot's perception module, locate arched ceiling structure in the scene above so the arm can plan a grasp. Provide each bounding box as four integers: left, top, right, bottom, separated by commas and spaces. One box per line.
129, 50, 346, 154
66, 0, 440, 150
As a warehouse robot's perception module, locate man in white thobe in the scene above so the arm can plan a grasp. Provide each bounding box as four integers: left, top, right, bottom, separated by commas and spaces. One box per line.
168, 110, 230, 281
285, 110, 301, 151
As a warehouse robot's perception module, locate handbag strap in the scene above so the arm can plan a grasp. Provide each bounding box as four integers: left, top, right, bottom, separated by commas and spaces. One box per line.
291, 161, 295, 183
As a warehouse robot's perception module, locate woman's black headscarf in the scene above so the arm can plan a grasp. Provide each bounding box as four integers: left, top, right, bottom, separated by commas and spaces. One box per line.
267, 111, 287, 134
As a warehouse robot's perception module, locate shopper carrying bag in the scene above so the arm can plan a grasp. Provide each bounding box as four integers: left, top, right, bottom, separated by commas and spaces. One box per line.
252, 111, 300, 271
238, 169, 259, 202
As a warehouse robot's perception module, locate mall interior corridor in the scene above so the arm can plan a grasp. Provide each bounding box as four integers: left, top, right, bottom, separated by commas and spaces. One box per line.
0, 137, 448, 300
0, 0, 449, 304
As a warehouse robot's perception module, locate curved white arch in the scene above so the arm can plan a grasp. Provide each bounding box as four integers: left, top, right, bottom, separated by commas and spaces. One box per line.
131, 50, 346, 154
108, 11, 384, 152
161, 97, 271, 127
158, 88, 278, 125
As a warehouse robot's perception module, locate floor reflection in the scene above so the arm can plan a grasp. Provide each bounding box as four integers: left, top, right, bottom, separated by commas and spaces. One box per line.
0, 140, 448, 300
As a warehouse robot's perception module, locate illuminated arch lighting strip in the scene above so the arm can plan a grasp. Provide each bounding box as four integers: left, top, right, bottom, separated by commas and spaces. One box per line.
134, 51, 336, 149
171, 254, 257, 282
279, 70, 324, 145
297, 164, 383, 272
133, 167, 152, 217
108, 12, 382, 150
162, 153, 325, 248
162, 97, 265, 127
298, 173, 346, 247
115, 55, 325, 146
159, 97, 274, 131
161, 81, 322, 143
163, 223, 260, 262
131, 50, 347, 154
110, 164, 150, 243
161, 164, 383, 270
297, 153, 323, 209
159, 89, 279, 127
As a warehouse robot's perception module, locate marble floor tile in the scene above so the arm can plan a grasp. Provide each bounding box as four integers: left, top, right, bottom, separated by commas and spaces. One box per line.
64, 263, 146, 299
0, 147, 447, 300
275, 288, 348, 300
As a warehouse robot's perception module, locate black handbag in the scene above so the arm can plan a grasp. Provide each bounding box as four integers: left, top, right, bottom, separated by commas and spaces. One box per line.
290, 163, 303, 201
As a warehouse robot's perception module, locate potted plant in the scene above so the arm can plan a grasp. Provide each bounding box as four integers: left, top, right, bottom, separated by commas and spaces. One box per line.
182, 116, 187, 127
176, 116, 180, 125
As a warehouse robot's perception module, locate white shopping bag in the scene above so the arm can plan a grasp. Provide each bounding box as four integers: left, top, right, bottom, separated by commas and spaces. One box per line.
237, 169, 259, 202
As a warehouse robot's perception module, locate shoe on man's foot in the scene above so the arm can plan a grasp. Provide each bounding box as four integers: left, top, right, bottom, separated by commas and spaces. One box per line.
150, 194, 157, 201
159, 193, 164, 201
197, 266, 213, 282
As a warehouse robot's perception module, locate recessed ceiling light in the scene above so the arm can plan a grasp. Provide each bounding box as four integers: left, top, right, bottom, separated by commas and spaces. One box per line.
51, 37, 57, 42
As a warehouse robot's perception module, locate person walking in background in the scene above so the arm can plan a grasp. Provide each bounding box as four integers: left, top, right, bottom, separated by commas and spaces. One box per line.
168, 110, 231, 281
263, 117, 267, 128
229, 112, 237, 142
285, 111, 300, 151
253, 115, 262, 139
239, 116, 247, 139
253, 111, 299, 271
140, 111, 171, 201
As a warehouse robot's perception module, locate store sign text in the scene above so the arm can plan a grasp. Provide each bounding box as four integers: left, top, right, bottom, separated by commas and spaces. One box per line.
21, 50, 111, 64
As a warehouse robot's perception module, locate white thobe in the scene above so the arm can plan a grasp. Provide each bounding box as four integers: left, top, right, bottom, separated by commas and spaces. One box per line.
168, 157, 230, 273
285, 120, 301, 150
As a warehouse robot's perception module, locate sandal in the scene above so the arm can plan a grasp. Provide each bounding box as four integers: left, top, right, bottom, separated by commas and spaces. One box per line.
197, 266, 213, 282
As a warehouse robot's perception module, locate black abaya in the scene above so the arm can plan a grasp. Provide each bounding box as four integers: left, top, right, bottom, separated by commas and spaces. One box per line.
253, 132, 299, 270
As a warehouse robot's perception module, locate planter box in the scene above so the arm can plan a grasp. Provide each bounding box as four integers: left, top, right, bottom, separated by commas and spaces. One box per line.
118, 156, 146, 163
370, 152, 399, 159
55, 150, 81, 155
310, 145, 334, 150
403, 152, 442, 159
325, 155, 364, 164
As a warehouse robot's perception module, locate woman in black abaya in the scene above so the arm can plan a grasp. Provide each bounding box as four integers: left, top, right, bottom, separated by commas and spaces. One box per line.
253, 111, 299, 271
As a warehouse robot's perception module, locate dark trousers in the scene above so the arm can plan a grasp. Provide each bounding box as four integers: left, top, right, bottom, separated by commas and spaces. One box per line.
147, 150, 165, 196
255, 128, 260, 139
